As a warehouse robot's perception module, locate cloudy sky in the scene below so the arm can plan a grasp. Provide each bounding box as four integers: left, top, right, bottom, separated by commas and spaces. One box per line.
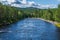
0, 0, 60, 8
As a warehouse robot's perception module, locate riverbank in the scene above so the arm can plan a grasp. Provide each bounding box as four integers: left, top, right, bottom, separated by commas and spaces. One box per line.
39, 18, 60, 27
0, 18, 26, 27
0, 18, 60, 28
31, 18, 60, 27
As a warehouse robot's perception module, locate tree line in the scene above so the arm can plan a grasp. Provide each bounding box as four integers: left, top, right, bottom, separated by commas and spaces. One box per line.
0, 3, 60, 26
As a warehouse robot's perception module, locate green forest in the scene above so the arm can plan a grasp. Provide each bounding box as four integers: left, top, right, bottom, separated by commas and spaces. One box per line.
0, 3, 60, 26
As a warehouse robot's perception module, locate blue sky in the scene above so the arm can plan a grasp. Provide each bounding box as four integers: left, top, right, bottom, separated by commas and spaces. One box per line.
28, 0, 59, 5
0, 0, 60, 8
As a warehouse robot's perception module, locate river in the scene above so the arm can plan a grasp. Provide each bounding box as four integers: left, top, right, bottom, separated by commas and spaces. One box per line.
0, 18, 60, 40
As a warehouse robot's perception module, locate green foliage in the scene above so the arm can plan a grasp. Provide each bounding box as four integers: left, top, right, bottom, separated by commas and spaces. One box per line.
0, 3, 60, 26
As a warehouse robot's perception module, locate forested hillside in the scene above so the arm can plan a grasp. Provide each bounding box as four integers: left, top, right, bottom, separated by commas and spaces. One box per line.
0, 3, 60, 26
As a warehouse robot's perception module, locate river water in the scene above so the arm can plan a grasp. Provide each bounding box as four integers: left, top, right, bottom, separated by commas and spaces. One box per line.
0, 18, 60, 40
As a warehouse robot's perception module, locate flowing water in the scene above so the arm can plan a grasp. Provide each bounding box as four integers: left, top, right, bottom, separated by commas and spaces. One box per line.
0, 18, 60, 40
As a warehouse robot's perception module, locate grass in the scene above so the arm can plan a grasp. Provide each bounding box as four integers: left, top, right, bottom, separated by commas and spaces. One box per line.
55, 23, 60, 28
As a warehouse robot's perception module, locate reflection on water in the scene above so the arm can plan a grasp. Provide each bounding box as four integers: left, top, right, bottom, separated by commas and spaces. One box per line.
0, 18, 60, 40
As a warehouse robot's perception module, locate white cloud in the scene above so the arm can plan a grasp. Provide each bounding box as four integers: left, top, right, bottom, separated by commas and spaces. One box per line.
0, 0, 58, 9
33, 4, 57, 9
28, 1, 35, 5
0, 0, 15, 4
0, 0, 5, 1
7, 0, 15, 4
12, 0, 36, 7
20, 0, 27, 4
7, 0, 15, 2
0, 0, 15, 2
23, 1, 36, 7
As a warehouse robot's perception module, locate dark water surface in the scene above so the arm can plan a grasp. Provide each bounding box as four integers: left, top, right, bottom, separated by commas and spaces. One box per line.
0, 18, 60, 40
